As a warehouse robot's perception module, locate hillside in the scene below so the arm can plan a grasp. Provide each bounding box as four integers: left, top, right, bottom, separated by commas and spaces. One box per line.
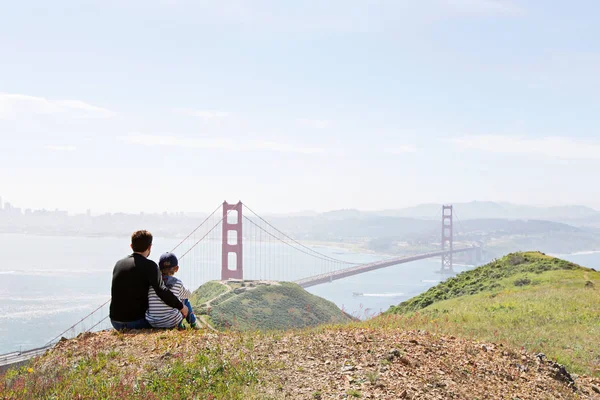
384, 252, 600, 376
3, 327, 600, 399
190, 280, 354, 331
4, 254, 600, 398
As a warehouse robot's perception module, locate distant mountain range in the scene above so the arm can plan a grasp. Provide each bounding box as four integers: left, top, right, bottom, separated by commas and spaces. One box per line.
268, 202, 600, 228
374, 202, 600, 222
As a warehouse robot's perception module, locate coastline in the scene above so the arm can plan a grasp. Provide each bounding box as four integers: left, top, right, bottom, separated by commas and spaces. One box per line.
549, 250, 600, 257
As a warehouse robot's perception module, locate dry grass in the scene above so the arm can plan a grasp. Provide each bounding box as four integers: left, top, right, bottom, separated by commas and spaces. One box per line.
4, 327, 600, 399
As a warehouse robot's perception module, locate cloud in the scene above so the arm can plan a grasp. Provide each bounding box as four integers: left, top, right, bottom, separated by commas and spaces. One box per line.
122, 134, 324, 154
448, 135, 600, 160
0, 93, 114, 119
385, 145, 418, 154
297, 118, 335, 130
175, 109, 231, 119
46, 145, 77, 152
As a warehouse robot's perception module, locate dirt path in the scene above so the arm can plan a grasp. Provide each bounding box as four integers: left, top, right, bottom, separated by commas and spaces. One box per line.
204, 281, 233, 308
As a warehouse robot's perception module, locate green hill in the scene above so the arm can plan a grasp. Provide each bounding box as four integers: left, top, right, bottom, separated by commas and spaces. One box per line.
381, 252, 600, 376
190, 280, 354, 331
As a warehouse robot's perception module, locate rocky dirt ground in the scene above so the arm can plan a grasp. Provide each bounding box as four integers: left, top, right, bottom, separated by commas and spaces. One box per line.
37, 327, 600, 399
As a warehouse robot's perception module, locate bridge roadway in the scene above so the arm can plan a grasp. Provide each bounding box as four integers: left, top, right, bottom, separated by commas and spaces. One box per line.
295, 247, 478, 288
0, 345, 53, 373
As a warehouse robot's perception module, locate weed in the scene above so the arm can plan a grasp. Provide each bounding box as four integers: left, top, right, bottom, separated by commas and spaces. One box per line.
365, 370, 379, 385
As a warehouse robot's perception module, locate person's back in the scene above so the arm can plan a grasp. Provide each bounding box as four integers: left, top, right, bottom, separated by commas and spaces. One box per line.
110, 253, 162, 323
109, 230, 187, 330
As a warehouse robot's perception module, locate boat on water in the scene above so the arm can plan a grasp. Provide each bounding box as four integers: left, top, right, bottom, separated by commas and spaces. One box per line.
352, 292, 363, 296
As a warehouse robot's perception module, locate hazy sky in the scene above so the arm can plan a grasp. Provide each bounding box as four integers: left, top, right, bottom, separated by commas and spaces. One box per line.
1, 0, 599, 214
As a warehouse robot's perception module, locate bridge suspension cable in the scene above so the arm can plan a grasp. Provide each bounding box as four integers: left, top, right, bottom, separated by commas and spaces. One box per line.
170, 203, 223, 253
242, 216, 359, 265
243, 204, 361, 264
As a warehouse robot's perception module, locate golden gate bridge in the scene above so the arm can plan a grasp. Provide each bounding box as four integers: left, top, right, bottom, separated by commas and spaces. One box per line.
1, 201, 482, 366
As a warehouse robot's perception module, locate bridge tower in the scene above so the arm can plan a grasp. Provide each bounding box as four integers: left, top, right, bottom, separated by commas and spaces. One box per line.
221, 201, 243, 280
441, 205, 453, 273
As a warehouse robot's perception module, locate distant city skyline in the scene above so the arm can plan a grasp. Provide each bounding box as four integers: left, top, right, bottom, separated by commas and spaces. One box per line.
0, 194, 598, 217
2, 1, 600, 213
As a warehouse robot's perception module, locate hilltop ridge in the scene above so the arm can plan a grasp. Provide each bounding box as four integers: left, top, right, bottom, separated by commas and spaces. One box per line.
383, 252, 600, 377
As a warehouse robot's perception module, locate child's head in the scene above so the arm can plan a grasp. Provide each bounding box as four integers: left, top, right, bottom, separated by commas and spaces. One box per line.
159, 252, 179, 276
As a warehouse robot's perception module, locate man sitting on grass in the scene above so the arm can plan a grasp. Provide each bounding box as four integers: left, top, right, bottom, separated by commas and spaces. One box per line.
146, 252, 199, 329
110, 230, 188, 330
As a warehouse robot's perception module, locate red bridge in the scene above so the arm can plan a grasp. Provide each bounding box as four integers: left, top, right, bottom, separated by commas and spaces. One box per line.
37, 200, 481, 350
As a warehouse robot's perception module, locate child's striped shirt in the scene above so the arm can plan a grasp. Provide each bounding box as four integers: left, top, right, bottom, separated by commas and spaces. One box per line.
146, 276, 192, 328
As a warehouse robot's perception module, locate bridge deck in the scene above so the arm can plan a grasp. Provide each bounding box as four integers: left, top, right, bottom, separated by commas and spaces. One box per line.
295, 247, 477, 288
0, 345, 53, 373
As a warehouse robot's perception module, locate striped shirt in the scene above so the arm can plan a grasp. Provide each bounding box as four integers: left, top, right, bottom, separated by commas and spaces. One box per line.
146, 275, 192, 328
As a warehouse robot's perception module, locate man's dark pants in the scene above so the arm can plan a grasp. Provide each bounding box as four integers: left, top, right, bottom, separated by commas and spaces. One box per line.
111, 318, 151, 330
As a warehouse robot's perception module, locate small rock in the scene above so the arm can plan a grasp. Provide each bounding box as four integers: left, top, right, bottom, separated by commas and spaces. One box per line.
399, 357, 412, 367
550, 362, 575, 386
592, 385, 600, 394
389, 349, 401, 358
341, 365, 356, 373
517, 364, 528, 372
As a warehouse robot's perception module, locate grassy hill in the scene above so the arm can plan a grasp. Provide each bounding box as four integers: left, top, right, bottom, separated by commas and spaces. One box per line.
190, 280, 354, 331
381, 252, 600, 376
4, 253, 600, 398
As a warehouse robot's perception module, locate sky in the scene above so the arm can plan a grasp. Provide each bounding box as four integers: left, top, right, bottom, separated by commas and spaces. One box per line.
1, 0, 599, 214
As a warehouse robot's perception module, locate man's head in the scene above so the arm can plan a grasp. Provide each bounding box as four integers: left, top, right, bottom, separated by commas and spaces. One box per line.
131, 230, 153, 257
159, 252, 179, 276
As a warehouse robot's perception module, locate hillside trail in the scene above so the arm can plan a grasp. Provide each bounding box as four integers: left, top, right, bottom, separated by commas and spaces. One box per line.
195, 315, 218, 332
204, 281, 233, 308
203, 280, 281, 308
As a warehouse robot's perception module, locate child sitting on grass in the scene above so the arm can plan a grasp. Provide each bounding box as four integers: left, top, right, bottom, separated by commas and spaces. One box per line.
146, 252, 199, 329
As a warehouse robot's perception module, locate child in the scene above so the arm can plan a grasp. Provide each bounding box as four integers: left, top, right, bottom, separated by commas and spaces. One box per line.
146, 252, 199, 329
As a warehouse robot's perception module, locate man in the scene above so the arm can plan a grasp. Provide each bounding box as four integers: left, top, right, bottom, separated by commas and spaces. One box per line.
109, 230, 188, 330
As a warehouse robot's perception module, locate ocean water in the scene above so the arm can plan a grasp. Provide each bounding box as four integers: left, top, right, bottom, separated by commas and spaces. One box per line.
1, 233, 599, 354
